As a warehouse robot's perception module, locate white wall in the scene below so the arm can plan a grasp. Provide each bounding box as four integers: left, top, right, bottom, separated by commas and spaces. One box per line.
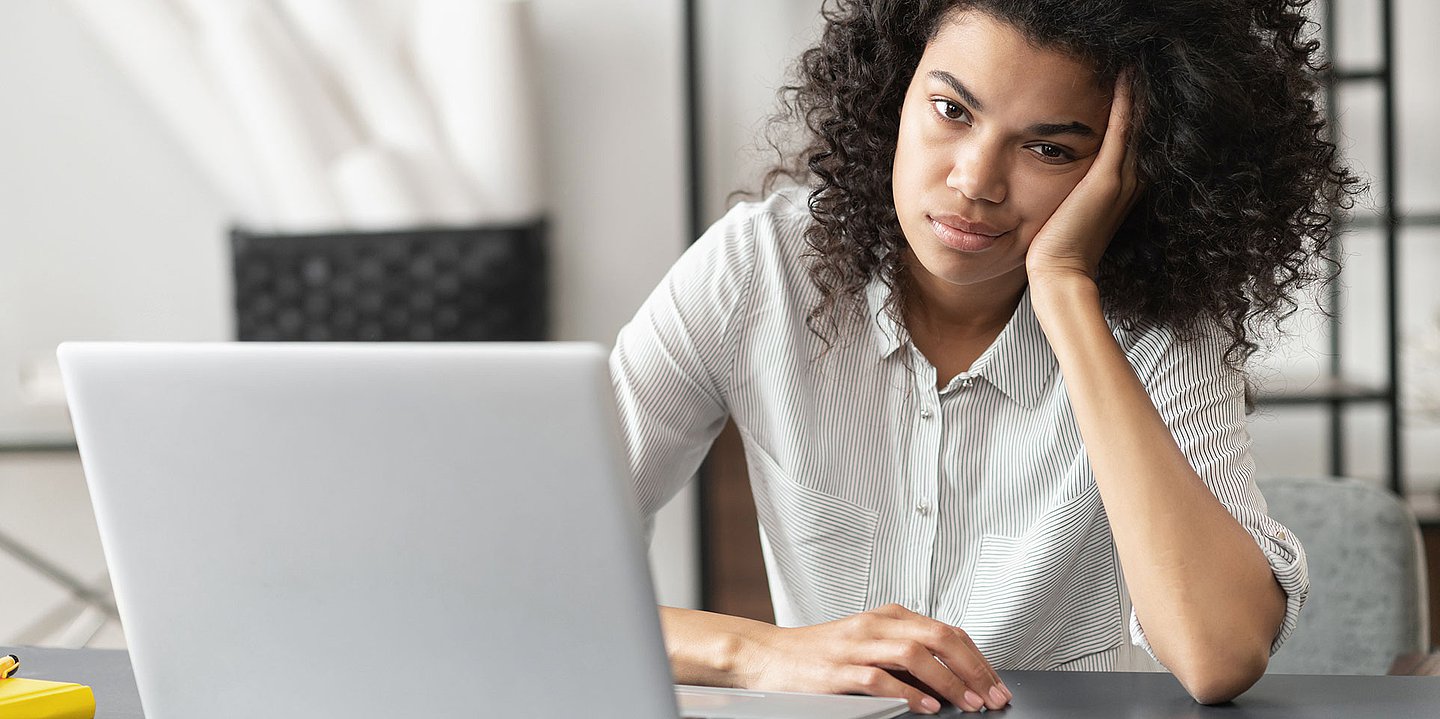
0, 0, 233, 442
525, 0, 697, 607
0, 0, 699, 624
697, 0, 824, 223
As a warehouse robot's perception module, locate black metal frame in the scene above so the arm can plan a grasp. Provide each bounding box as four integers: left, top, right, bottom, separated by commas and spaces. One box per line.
1257, 0, 1419, 498
683, 0, 715, 609
1381, 0, 1403, 497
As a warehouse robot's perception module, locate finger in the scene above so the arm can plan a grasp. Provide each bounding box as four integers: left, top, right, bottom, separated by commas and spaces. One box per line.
1095, 69, 1135, 174
840, 665, 944, 715
893, 618, 1009, 711
1113, 73, 1143, 208
864, 606, 1008, 707
953, 629, 1013, 706
951, 627, 1004, 690
866, 641, 985, 712
868, 603, 909, 621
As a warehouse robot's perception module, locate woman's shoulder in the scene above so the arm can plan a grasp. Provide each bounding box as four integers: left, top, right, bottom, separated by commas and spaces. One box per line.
711, 186, 813, 245
701, 186, 817, 282
662, 187, 818, 316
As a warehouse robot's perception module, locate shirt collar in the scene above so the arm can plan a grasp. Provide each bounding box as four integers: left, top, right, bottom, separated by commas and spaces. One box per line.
865, 274, 906, 359
969, 285, 1057, 409
864, 275, 1057, 409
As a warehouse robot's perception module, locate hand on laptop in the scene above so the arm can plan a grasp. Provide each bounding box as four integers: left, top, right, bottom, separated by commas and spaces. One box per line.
736, 603, 1010, 714
731, 604, 1011, 714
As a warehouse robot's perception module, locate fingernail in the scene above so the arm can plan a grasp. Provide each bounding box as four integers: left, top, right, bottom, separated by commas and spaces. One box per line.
989, 685, 1008, 707
920, 695, 941, 713
964, 689, 984, 710
1001, 680, 1013, 700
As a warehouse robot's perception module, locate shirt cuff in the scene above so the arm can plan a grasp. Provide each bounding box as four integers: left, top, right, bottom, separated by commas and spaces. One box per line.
1128, 524, 1310, 661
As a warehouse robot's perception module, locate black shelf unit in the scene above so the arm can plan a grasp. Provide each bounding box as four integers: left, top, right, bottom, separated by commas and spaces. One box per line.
1252, 0, 1427, 500
231, 222, 548, 343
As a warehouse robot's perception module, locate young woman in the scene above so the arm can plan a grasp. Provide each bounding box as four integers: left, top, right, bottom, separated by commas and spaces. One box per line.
611, 0, 1358, 713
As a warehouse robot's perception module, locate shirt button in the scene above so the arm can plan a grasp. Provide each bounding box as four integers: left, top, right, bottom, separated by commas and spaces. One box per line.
960, 377, 974, 389
919, 408, 933, 420
915, 502, 931, 516
1276, 530, 1288, 540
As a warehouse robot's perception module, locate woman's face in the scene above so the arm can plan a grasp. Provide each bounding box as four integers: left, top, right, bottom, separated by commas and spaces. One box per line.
892, 10, 1113, 297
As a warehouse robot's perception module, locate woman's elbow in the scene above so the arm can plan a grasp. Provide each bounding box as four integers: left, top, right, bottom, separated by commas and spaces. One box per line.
1172, 644, 1269, 705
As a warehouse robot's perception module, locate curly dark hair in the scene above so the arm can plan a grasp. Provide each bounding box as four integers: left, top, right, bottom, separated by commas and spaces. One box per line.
764, 0, 1363, 370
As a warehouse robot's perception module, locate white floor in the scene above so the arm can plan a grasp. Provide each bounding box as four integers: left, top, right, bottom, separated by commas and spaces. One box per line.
0, 452, 125, 648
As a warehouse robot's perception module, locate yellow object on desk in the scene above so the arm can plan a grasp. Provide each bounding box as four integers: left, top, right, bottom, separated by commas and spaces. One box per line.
0, 655, 95, 719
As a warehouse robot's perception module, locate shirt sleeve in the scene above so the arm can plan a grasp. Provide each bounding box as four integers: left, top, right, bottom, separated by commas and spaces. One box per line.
609, 202, 761, 542
1121, 324, 1310, 660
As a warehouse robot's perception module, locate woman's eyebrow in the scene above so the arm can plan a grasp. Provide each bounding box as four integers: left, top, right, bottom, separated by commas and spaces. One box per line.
927, 69, 1099, 138
1029, 121, 1098, 138
927, 70, 986, 111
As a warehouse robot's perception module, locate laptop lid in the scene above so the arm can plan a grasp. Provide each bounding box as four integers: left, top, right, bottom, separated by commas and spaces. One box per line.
59, 342, 679, 719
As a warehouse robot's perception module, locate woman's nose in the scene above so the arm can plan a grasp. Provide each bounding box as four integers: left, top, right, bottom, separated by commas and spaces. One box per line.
946, 140, 1008, 204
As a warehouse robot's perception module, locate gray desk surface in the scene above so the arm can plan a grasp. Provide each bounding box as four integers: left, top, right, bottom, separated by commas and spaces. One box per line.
5, 645, 1440, 718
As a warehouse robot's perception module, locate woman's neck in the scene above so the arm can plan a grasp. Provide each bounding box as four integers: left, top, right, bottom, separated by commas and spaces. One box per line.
902, 259, 1028, 341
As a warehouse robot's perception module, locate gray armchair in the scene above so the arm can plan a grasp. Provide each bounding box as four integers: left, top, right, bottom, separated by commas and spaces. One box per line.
1259, 476, 1430, 674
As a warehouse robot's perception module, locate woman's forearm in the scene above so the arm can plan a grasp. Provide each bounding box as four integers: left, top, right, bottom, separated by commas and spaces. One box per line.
1028, 274, 1285, 703
659, 606, 767, 686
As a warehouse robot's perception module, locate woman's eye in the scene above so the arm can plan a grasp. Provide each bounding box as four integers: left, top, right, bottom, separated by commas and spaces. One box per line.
1030, 144, 1073, 162
930, 99, 968, 122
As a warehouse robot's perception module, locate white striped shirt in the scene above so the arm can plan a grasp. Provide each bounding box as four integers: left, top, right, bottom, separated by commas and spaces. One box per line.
610, 190, 1308, 671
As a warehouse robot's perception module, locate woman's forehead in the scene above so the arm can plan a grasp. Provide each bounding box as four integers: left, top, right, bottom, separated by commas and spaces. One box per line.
922, 10, 1111, 124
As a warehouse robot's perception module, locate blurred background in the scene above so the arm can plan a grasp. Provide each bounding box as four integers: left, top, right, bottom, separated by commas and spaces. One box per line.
0, 0, 1437, 653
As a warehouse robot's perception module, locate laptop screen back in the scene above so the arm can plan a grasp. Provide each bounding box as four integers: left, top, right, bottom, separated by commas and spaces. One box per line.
59, 342, 678, 719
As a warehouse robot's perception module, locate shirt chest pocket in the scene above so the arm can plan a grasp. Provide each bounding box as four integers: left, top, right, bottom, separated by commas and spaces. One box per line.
742, 437, 879, 626
959, 487, 1124, 668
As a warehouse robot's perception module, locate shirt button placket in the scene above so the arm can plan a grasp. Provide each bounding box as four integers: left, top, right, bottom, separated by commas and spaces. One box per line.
914, 386, 940, 616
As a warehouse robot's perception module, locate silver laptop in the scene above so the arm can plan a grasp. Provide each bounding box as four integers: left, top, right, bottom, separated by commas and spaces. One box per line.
59, 342, 906, 719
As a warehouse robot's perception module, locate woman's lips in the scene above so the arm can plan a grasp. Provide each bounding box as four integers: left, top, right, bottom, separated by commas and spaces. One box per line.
927, 214, 1009, 252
